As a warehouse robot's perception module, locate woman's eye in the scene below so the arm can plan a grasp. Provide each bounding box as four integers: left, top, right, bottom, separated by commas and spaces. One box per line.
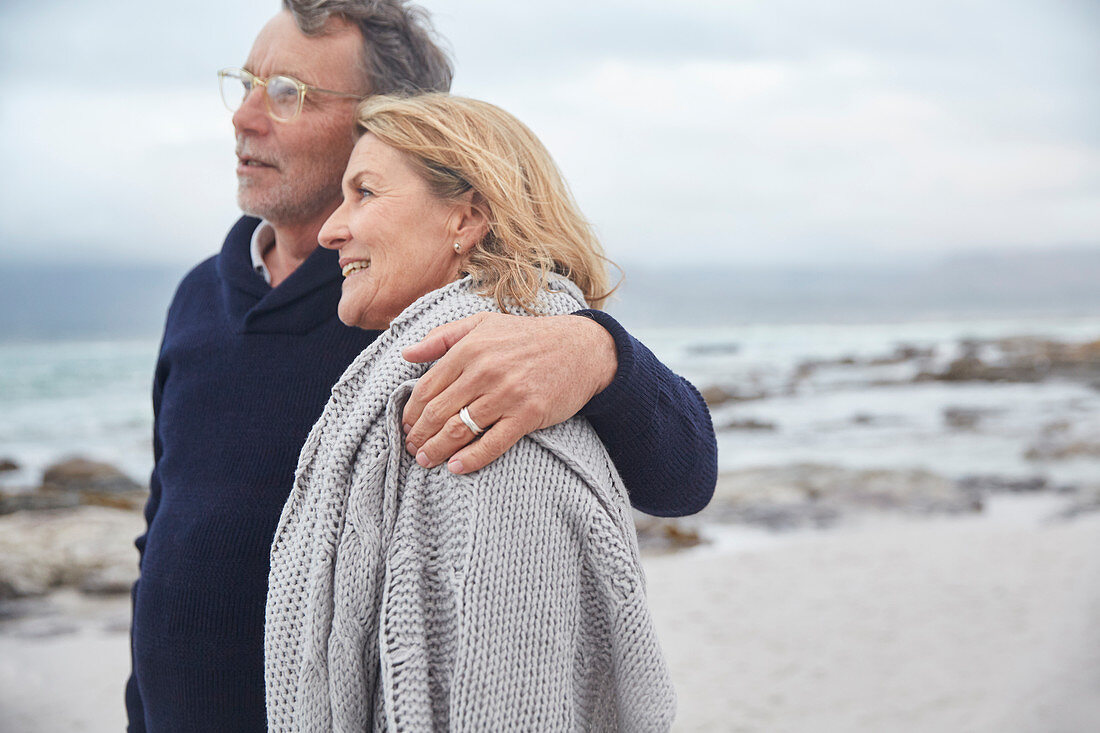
357, 187, 373, 200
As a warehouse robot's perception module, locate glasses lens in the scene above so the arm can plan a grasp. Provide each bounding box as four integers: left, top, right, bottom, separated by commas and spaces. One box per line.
218, 69, 249, 112
266, 76, 302, 121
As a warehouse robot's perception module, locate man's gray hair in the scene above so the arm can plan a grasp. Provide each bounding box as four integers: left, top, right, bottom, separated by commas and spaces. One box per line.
283, 0, 453, 94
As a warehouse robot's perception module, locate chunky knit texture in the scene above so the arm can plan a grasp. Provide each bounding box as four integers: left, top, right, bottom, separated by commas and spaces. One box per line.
128, 216, 712, 732
265, 277, 675, 731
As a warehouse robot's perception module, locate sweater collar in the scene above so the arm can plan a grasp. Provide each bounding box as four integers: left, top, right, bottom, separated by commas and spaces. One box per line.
217, 216, 346, 335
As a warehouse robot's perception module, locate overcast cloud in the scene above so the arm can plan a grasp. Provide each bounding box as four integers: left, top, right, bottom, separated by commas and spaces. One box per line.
1, 0, 1097, 266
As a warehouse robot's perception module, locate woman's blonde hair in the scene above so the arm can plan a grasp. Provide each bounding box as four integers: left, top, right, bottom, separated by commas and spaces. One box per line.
354, 93, 615, 310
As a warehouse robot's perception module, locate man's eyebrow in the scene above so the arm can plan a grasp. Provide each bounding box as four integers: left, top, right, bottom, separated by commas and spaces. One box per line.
242, 64, 316, 85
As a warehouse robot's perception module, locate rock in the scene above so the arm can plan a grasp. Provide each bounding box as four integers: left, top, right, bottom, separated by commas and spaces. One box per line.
792, 362, 816, 380
1, 458, 148, 515
686, 341, 740, 356
0, 506, 144, 599
1038, 420, 1072, 436
925, 355, 1045, 383
1024, 421, 1100, 461
0, 458, 18, 472
700, 386, 734, 407
0, 490, 83, 515
41, 457, 142, 494
705, 464, 982, 529
707, 501, 842, 531
845, 413, 908, 427
918, 336, 1100, 385
699, 385, 765, 408
799, 345, 935, 374
717, 417, 776, 431
80, 490, 148, 511
943, 407, 987, 430
958, 475, 1048, 493
0, 486, 146, 515
1058, 483, 1100, 520
868, 344, 935, 365
1025, 439, 1100, 461
633, 515, 704, 553
794, 356, 856, 374
79, 565, 139, 595
997, 337, 1100, 380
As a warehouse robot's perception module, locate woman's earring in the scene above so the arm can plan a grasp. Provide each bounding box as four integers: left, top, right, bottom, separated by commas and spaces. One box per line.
453, 242, 462, 254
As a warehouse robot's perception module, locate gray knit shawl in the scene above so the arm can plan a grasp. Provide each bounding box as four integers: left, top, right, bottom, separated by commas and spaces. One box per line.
265, 277, 675, 732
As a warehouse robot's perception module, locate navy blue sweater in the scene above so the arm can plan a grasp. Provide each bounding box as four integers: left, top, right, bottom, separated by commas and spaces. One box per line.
127, 216, 716, 732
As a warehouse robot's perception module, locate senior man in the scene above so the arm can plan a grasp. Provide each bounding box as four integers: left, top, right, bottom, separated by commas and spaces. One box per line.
127, 0, 716, 730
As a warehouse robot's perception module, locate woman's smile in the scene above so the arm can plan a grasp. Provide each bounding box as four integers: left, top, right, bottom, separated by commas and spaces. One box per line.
340, 258, 371, 277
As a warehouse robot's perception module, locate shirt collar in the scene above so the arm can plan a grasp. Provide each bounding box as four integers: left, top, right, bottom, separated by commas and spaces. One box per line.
249, 219, 276, 284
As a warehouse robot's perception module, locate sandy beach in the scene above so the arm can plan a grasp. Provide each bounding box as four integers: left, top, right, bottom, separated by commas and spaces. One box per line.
1, 498, 1097, 732
648, 504, 1100, 732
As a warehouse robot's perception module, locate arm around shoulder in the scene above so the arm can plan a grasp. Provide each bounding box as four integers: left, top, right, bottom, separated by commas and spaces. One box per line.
575, 309, 717, 517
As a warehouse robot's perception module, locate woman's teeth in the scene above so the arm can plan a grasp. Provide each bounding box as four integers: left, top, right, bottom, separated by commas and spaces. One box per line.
341, 260, 370, 277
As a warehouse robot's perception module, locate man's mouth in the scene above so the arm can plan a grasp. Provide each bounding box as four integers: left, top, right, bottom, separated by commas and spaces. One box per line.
237, 154, 276, 169
341, 259, 371, 277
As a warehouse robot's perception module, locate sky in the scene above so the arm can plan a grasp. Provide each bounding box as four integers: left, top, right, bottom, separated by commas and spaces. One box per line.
0, 0, 1097, 267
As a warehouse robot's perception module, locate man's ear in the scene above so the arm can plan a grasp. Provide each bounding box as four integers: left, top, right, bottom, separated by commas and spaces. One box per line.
451, 191, 490, 249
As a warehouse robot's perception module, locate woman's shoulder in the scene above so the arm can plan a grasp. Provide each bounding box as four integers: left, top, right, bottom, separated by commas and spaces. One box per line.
463, 417, 630, 527
391, 275, 588, 335
459, 420, 643, 596
523, 417, 616, 491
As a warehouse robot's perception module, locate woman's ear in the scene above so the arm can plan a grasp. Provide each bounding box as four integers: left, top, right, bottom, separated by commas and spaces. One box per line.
450, 191, 490, 250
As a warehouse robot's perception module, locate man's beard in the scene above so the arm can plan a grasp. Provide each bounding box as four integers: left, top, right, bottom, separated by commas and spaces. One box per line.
237, 174, 341, 227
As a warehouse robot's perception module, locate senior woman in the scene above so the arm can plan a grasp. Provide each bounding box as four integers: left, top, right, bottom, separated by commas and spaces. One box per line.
264, 93, 674, 731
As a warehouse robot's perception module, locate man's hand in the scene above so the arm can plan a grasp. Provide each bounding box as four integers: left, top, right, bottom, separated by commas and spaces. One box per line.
401, 312, 618, 474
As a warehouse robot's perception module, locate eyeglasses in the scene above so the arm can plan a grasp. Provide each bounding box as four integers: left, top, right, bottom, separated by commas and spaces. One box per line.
217, 67, 363, 122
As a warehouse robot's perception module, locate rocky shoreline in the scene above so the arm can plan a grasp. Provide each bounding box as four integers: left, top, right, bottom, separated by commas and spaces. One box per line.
703, 335, 1100, 409
2, 332, 1098, 608
651, 333, 1100, 549
635, 464, 1099, 554
3, 454, 1099, 605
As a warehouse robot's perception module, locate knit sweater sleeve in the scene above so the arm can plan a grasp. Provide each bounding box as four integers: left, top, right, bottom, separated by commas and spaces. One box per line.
125, 328, 170, 733
574, 309, 717, 517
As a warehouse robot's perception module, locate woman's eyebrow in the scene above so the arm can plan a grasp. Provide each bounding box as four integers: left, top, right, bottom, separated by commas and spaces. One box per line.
344, 168, 382, 188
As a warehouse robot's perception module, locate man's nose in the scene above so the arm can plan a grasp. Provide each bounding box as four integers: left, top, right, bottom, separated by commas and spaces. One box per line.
232, 86, 269, 135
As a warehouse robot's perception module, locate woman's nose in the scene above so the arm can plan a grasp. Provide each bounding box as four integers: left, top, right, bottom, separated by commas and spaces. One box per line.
319, 207, 349, 250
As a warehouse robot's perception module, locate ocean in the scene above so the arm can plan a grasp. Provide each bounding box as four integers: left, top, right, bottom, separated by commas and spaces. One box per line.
2, 254, 1099, 492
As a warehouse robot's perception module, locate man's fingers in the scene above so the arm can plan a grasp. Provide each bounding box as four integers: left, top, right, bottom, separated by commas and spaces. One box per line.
401, 314, 487, 430
401, 313, 486, 364
447, 418, 525, 474
412, 397, 496, 468
403, 355, 463, 433
404, 367, 489, 451
402, 311, 618, 473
